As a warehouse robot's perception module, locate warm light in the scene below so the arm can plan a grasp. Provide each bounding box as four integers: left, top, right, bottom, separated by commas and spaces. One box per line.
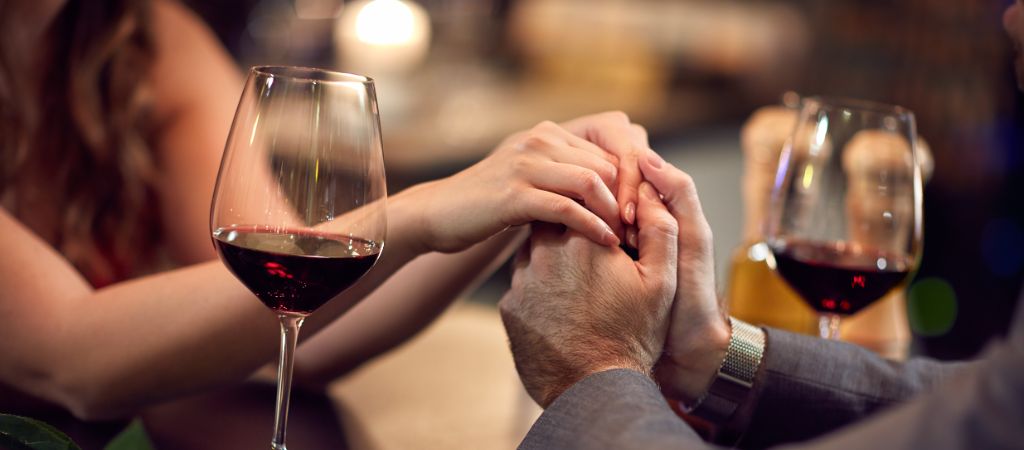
355, 0, 417, 45
801, 165, 814, 190
335, 0, 431, 74
747, 242, 771, 262
812, 115, 829, 154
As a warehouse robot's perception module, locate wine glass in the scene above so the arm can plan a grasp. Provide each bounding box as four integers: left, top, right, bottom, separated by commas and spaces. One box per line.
210, 66, 387, 449
765, 97, 922, 340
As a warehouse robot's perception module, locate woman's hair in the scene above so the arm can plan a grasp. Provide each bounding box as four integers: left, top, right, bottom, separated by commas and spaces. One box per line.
0, 0, 161, 286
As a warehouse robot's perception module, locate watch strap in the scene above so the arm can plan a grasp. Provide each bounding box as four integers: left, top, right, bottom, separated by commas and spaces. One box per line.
684, 317, 766, 423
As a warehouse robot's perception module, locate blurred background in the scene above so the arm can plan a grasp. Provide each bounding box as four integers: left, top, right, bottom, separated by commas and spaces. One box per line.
186, 0, 1021, 361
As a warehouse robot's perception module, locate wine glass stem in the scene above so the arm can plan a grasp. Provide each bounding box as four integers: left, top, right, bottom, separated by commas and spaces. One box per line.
272, 314, 305, 450
818, 313, 841, 340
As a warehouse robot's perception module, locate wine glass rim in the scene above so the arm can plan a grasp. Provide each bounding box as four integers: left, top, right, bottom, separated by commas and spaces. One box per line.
803, 95, 914, 118
251, 65, 374, 84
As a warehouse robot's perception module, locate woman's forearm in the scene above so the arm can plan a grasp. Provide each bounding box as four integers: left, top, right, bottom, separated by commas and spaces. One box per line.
292, 227, 526, 387
0, 201, 424, 420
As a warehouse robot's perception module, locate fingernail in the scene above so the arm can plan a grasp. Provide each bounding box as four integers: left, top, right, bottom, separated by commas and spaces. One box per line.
604, 224, 620, 246
646, 149, 664, 168
627, 228, 638, 249
624, 202, 636, 224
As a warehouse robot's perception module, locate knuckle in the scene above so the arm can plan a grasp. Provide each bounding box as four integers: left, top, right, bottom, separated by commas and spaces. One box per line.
497, 297, 515, 316
599, 161, 618, 183
510, 157, 534, 177
678, 171, 695, 188
532, 120, 560, 133
672, 171, 696, 193
548, 197, 574, 215
602, 110, 630, 124
520, 134, 550, 151
683, 222, 713, 252
699, 222, 714, 246
576, 170, 601, 193
653, 219, 679, 238
631, 124, 649, 142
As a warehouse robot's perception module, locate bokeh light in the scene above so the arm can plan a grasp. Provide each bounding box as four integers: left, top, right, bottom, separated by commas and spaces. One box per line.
981, 218, 1024, 277
355, 0, 418, 46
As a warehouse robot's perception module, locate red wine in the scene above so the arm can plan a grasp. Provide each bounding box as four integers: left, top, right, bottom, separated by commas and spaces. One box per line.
213, 226, 381, 314
770, 241, 910, 316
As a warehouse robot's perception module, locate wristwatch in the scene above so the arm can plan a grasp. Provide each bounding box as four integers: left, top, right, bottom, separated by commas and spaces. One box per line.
684, 317, 766, 423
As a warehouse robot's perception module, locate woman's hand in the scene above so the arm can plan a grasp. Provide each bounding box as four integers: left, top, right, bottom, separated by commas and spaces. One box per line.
394, 116, 644, 254
561, 111, 650, 247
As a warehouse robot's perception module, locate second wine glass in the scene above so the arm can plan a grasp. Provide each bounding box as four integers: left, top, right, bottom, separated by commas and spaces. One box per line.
210, 66, 387, 449
765, 97, 923, 340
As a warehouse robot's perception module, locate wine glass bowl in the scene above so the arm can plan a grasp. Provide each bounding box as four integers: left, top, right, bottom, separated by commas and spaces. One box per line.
766, 97, 922, 339
210, 66, 386, 449
212, 227, 381, 314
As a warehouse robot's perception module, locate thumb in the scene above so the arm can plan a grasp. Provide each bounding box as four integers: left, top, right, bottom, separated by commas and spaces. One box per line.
635, 181, 678, 284
639, 150, 714, 259
638, 150, 706, 225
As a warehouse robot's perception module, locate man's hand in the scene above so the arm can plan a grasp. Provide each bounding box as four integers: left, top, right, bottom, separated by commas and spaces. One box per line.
638, 150, 732, 404
499, 182, 679, 408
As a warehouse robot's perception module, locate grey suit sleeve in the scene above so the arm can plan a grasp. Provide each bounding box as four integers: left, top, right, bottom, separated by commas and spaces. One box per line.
524, 340, 1019, 448
733, 328, 972, 448
519, 369, 702, 450
779, 336, 1024, 450
520, 336, 1022, 450
521, 304, 1023, 450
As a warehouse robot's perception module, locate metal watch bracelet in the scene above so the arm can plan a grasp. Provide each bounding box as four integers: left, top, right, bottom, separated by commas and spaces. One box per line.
683, 317, 766, 423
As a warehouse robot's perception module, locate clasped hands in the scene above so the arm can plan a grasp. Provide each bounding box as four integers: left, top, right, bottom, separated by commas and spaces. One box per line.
490, 113, 732, 409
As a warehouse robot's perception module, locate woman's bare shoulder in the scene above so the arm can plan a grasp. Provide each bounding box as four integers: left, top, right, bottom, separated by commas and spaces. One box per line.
147, 0, 242, 122
144, 1, 241, 265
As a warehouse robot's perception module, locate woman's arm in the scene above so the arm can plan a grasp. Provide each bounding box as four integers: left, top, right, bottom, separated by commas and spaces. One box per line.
293, 227, 525, 387
0, 205, 424, 421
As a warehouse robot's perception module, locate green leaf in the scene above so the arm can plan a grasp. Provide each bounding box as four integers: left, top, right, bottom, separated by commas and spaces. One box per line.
103, 419, 154, 450
0, 413, 81, 450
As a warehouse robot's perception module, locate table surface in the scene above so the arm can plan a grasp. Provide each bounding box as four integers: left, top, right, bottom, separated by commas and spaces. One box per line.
139, 301, 539, 450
